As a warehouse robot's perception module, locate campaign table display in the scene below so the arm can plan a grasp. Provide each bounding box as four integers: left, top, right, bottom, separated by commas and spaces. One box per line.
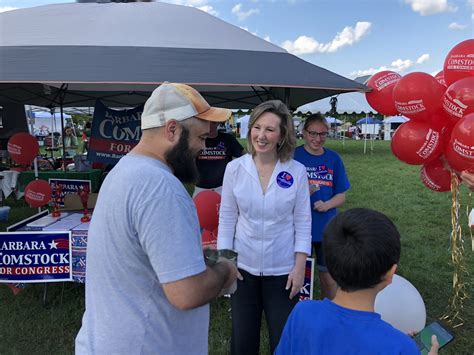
0, 211, 91, 284
18, 169, 102, 193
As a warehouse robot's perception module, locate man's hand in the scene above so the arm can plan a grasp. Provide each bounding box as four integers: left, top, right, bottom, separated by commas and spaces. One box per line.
460, 171, 474, 192
216, 257, 241, 289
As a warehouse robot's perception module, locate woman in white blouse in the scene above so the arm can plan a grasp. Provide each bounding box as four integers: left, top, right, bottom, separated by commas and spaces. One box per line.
217, 100, 312, 354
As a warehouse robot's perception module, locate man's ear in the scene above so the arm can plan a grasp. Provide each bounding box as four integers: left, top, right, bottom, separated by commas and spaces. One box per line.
164, 120, 180, 142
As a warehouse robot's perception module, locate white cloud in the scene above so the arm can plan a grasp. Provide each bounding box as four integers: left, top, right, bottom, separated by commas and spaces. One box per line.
391, 58, 414, 71
164, 0, 208, 5
197, 5, 218, 16
468, 0, 474, 5
239, 26, 272, 42
416, 53, 430, 63
448, 22, 468, 30
404, 0, 457, 15
0, 6, 16, 13
349, 53, 430, 77
281, 21, 371, 55
232, 3, 260, 21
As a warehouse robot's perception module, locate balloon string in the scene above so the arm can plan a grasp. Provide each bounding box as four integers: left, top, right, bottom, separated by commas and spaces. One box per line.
467, 191, 473, 251
441, 173, 468, 328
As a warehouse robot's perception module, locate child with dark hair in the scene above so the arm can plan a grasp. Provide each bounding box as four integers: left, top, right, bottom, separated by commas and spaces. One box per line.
276, 208, 439, 355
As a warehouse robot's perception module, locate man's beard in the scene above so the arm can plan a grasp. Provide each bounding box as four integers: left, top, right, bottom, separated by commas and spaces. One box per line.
165, 126, 199, 184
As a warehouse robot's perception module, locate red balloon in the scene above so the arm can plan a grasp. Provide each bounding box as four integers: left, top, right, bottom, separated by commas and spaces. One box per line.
444, 113, 474, 172
201, 229, 217, 250
391, 121, 443, 165
365, 71, 402, 115
7, 133, 39, 166
434, 70, 447, 87
420, 158, 452, 192
194, 190, 221, 231
393, 72, 445, 122
442, 77, 474, 124
443, 39, 474, 87
24, 179, 52, 208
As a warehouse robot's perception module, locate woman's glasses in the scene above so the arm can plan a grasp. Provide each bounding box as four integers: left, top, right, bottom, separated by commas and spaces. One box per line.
305, 130, 328, 138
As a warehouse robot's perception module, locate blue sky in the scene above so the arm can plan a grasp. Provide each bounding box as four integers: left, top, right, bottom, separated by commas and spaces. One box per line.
1, 0, 473, 80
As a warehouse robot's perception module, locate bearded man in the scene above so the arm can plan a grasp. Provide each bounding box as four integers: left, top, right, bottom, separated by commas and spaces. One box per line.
75, 83, 239, 354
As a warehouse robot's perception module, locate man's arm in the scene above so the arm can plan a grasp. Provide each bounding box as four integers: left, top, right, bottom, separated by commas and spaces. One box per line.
162, 258, 238, 310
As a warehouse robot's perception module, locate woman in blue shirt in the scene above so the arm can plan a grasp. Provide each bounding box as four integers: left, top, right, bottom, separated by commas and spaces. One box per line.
294, 113, 350, 300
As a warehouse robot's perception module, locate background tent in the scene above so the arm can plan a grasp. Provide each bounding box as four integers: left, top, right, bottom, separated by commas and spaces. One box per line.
298, 92, 375, 114
326, 116, 343, 125
0, 1, 367, 111
237, 115, 250, 139
356, 117, 383, 125
383, 116, 409, 140
29, 111, 72, 136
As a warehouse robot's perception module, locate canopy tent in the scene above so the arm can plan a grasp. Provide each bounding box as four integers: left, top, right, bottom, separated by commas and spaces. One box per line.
298, 92, 375, 114
29, 111, 72, 135
383, 116, 409, 124
0, 1, 367, 111
356, 117, 383, 125
237, 115, 250, 139
326, 116, 343, 125
383, 115, 409, 140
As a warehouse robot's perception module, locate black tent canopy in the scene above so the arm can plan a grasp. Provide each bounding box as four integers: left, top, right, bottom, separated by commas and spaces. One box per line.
0, 1, 368, 110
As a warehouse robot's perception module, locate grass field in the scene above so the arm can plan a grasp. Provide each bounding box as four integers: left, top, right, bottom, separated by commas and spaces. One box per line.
0, 139, 473, 354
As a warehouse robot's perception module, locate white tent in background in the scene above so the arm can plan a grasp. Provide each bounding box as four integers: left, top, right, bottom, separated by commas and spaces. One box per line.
31, 111, 72, 136
298, 92, 376, 114
326, 116, 343, 125
383, 116, 409, 140
238, 115, 250, 139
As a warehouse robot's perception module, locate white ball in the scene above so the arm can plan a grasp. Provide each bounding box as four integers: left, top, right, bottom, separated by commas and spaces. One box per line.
374, 274, 426, 333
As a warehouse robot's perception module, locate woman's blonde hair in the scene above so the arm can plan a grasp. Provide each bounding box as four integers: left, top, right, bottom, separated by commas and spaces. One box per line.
246, 100, 296, 162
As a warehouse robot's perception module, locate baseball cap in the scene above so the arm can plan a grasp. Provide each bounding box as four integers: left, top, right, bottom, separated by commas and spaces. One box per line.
141, 82, 231, 130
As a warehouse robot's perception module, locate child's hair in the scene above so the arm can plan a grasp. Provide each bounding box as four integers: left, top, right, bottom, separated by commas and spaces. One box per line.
322, 208, 401, 292
303, 113, 329, 131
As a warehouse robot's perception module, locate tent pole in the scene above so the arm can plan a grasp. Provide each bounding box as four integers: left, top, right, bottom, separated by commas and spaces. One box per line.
284, 88, 290, 107
60, 105, 67, 172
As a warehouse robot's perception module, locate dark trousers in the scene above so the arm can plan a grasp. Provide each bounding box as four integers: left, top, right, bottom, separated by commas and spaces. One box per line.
231, 269, 298, 355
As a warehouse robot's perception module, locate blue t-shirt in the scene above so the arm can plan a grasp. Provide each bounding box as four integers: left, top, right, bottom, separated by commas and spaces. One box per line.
276, 299, 419, 355
294, 146, 350, 242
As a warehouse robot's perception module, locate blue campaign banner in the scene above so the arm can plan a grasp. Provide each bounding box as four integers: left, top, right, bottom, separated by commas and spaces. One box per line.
0, 231, 72, 283
299, 257, 315, 301
49, 179, 91, 207
87, 100, 144, 165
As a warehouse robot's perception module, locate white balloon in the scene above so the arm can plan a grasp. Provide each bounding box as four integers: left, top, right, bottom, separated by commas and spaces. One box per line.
374, 274, 426, 334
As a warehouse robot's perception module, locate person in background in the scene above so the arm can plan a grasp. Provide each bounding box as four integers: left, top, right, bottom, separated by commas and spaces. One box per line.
294, 113, 350, 300
81, 122, 91, 154
193, 121, 245, 197
218, 100, 311, 354
461, 170, 474, 191
276, 208, 439, 355
63, 127, 78, 157
75, 83, 239, 354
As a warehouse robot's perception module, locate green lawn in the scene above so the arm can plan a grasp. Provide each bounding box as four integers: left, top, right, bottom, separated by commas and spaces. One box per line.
0, 139, 472, 354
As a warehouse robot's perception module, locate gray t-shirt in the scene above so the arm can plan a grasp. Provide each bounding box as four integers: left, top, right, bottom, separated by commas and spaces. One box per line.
75, 154, 208, 354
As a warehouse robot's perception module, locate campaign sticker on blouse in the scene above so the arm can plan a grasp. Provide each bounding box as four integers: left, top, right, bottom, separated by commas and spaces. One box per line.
276, 171, 294, 188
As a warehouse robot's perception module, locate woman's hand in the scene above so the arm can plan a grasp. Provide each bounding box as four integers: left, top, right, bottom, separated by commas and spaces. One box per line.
286, 265, 305, 300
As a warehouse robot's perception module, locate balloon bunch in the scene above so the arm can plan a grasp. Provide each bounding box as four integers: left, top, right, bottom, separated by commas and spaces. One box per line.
193, 190, 221, 249
366, 39, 474, 192
7, 132, 52, 208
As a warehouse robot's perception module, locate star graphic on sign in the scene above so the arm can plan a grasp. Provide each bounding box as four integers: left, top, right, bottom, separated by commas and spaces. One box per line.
48, 240, 58, 249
